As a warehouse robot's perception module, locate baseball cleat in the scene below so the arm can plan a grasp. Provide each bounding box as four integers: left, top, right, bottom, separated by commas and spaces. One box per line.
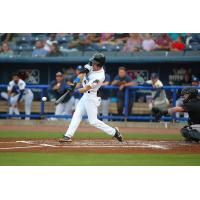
59, 135, 72, 143
113, 127, 123, 142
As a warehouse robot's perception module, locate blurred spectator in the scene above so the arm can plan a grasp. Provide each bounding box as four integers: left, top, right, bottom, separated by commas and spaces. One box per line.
48, 72, 74, 120
86, 33, 101, 43
0, 72, 33, 120
114, 33, 130, 44
168, 33, 186, 41
100, 33, 115, 44
146, 73, 169, 121
142, 33, 156, 51
0, 42, 13, 56
44, 33, 57, 52
123, 33, 141, 52
170, 36, 185, 51
155, 33, 172, 50
73, 65, 83, 108
47, 43, 63, 57
111, 67, 136, 115
182, 71, 191, 86
32, 41, 48, 57
98, 72, 111, 121
68, 33, 89, 51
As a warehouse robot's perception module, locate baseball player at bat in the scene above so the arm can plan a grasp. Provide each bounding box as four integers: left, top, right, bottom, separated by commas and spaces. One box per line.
153, 87, 200, 143
59, 53, 123, 142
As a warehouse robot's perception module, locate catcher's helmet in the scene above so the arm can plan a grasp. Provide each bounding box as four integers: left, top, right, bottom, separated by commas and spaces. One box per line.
181, 87, 198, 103
89, 53, 106, 67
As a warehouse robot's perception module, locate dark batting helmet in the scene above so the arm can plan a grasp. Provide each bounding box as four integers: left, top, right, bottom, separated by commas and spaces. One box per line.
89, 53, 106, 67
181, 87, 198, 103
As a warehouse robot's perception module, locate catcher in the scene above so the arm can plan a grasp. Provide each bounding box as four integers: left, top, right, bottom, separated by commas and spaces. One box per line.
153, 87, 200, 143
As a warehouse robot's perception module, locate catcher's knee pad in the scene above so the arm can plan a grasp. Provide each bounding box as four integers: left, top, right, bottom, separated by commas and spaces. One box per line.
180, 127, 200, 141
180, 127, 191, 139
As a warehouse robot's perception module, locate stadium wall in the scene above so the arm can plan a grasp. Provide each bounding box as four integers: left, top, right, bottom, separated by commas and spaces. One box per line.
0, 55, 200, 85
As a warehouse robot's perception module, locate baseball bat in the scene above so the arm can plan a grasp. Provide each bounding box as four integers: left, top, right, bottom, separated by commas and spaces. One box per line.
55, 90, 71, 105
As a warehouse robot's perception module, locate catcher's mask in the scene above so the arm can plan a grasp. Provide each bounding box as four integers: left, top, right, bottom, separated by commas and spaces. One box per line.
181, 87, 198, 103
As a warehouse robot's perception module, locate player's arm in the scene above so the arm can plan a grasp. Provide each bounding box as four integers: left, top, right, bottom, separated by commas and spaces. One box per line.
111, 80, 120, 86
78, 85, 92, 93
78, 78, 102, 94
152, 106, 185, 121
167, 106, 185, 114
101, 81, 109, 86
111, 75, 121, 86
152, 87, 162, 100
17, 89, 24, 103
72, 64, 91, 88
16, 81, 26, 104
124, 81, 137, 87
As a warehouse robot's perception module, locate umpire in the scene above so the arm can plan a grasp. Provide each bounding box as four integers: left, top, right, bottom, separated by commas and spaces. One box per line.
154, 87, 200, 143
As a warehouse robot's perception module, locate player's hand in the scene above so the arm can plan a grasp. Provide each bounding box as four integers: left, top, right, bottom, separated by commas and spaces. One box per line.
119, 84, 125, 91
13, 102, 18, 108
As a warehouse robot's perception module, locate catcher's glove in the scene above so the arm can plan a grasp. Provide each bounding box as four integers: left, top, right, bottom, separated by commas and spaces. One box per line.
151, 107, 168, 121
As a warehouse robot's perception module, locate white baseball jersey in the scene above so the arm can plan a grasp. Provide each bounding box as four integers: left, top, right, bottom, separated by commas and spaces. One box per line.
7, 79, 31, 95
83, 64, 105, 93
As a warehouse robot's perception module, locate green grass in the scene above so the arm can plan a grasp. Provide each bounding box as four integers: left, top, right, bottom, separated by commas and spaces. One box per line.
0, 152, 200, 166
0, 131, 182, 140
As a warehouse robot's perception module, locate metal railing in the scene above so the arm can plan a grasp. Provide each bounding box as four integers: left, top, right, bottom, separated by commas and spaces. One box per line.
0, 84, 199, 121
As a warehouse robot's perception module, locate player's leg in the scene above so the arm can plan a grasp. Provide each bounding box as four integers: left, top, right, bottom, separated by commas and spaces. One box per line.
0, 92, 13, 114
86, 98, 122, 141
10, 95, 20, 116
62, 96, 86, 139
63, 96, 74, 116
0, 92, 8, 100
24, 92, 34, 120
101, 99, 109, 121
183, 112, 189, 118
117, 97, 124, 115
128, 97, 133, 115
54, 102, 65, 120
175, 98, 181, 119
74, 98, 80, 109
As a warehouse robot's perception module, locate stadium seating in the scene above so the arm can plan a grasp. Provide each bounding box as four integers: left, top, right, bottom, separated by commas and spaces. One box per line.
1, 33, 200, 57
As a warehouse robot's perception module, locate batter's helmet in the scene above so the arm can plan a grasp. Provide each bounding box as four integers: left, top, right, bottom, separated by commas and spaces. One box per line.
89, 53, 106, 67
181, 87, 198, 103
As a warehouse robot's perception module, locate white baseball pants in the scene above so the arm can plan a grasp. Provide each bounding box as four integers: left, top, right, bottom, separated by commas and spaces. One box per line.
65, 93, 115, 138
55, 96, 74, 116
1, 91, 33, 119
176, 98, 189, 119
99, 99, 109, 122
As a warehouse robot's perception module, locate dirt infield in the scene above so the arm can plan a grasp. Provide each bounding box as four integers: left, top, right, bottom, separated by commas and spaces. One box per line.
0, 125, 179, 134
0, 138, 200, 154
1, 123, 198, 154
